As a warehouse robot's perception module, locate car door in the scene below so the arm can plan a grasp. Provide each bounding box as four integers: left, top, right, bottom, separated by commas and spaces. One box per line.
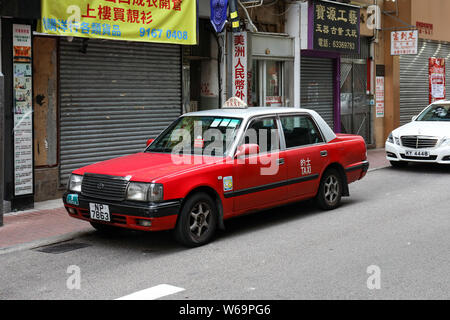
232, 116, 288, 212
280, 114, 328, 199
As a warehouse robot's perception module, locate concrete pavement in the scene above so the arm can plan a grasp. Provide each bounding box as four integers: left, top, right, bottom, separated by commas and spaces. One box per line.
0, 148, 390, 254
1, 159, 449, 300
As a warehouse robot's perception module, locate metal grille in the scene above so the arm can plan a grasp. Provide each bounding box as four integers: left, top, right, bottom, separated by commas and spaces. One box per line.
59, 38, 182, 185
81, 174, 129, 201
401, 136, 438, 149
301, 56, 335, 129
400, 40, 450, 125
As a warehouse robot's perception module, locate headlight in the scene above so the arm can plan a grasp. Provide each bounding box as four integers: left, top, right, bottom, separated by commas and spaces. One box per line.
126, 183, 164, 202
68, 174, 83, 192
387, 133, 394, 144
441, 137, 450, 147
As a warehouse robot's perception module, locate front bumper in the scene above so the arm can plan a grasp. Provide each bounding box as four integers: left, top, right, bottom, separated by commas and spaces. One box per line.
63, 192, 181, 231
386, 141, 450, 164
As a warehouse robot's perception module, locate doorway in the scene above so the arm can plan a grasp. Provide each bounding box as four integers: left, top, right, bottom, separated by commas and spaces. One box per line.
340, 59, 371, 143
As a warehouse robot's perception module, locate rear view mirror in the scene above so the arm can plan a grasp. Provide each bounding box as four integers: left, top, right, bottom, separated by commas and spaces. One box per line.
235, 144, 259, 158
146, 139, 154, 147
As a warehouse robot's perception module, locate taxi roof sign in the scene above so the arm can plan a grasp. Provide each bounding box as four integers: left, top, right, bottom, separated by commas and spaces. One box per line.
222, 97, 248, 109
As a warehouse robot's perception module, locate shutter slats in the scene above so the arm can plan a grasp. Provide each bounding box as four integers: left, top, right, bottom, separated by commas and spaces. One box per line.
59, 38, 181, 184
301, 56, 335, 129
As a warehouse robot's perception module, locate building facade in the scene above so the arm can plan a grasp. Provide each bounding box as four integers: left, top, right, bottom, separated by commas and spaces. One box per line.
3, 0, 450, 214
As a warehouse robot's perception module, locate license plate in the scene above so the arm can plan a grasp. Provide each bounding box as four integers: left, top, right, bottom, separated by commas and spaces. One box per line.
405, 150, 430, 158
89, 203, 111, 222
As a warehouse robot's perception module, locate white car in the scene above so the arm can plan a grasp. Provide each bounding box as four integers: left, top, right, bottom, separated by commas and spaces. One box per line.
386, 101, 450, 167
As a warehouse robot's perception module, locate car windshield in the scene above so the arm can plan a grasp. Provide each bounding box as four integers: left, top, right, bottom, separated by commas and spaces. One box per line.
146, 116, 243, 157
416, 105, 450, 121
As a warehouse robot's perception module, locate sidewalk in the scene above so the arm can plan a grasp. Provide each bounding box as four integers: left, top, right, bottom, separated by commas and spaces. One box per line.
0, 148, 389, 253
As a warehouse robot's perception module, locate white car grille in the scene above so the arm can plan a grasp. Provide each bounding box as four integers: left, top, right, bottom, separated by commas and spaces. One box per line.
401, 136, 438, 149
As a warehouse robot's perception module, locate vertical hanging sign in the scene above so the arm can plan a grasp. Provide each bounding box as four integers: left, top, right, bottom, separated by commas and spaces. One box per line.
12, 24, 33, 196
375, 76, 385, 118
429, 57, 446, 104
232, 32, 248, 104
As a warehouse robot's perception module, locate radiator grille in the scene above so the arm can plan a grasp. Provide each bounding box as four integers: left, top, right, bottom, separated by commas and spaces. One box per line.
81, 174, 129, 201
401, 136, 438, 149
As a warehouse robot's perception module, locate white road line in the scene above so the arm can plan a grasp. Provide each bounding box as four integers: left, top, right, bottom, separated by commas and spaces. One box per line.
116, 284, 185, 300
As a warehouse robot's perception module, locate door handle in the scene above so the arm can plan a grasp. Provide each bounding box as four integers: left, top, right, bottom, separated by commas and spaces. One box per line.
277, 158, 285, 165
320, 150, 328, 157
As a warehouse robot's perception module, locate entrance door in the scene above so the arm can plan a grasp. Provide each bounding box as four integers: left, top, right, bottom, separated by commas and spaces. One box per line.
250, 60, 285, 107
340, 60, 371, 144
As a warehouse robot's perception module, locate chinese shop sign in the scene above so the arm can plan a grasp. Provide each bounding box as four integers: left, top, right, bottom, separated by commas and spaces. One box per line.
391, 30, 418, 55
232, 32, 248, 104
38, 0, 197, 45
13, 24, 34, 196
416, 22, 433, 36
429, 57, 446, 104
375, 76, 384, 118
312, 1, 360, 54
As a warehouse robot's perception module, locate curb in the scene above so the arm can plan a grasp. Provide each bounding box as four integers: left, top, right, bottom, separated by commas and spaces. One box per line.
0, 229, 94, 256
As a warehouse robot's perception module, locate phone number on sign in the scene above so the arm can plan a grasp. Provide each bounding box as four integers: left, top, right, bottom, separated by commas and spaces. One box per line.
139, 28, 189, 40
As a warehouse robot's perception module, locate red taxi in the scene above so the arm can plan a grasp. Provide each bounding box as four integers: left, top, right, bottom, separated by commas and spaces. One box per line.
64, 107, 369, 247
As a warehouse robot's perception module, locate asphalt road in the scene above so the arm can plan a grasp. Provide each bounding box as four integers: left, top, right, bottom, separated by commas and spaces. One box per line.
1, 164, 449, 300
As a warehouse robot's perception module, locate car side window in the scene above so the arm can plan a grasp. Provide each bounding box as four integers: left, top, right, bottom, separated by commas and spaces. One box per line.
243, 117, 280, 153
280, 115, 324, 148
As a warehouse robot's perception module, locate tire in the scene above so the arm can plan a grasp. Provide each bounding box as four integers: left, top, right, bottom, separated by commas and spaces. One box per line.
316, 168, 343, 210
390, 160, 408, 168
90, 222, 121, 235
174, 192, 218, 247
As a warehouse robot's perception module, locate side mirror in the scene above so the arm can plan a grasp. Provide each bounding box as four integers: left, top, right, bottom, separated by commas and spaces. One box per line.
146, 139, 154, 147
235, 144, 260, 158
412, 116, 418, 121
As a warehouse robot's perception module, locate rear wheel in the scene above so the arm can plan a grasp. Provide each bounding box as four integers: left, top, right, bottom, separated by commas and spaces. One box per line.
174, 193, 218, 247
316, 169, 343, 210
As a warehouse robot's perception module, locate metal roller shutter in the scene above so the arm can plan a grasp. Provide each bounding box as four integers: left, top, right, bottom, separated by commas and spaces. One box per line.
59, 38, 182, 184
400, 39, 450, 125
301, 56, 335, 129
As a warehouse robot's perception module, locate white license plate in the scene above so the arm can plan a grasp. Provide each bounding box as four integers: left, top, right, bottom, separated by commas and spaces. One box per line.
405, 150, 430, 158
89, 203, 111, 222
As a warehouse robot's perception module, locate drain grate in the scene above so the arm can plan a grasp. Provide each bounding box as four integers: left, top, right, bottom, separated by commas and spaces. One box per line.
35, 242, 91, 254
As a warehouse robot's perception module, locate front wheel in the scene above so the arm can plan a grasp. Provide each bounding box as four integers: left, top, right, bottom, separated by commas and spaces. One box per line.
316, 169, 343, 210
174, 193, 218, 247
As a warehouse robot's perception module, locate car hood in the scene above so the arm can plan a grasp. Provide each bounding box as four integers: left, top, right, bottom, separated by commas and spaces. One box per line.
393, 121, 450, 138
73, 152, 223, 182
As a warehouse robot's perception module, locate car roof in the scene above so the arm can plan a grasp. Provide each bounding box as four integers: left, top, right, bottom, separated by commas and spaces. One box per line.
183, 107, 314, 120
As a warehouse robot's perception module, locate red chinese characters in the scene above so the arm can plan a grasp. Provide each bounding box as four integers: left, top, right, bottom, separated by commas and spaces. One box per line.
232, 33, 247, 102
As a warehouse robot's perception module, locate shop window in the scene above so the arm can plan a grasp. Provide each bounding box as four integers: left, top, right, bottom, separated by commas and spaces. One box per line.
250, 60, 286, 107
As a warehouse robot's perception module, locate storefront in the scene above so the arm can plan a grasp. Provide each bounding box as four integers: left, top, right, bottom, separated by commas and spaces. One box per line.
247, 33, 295, 108
33, 0, 196, 201
288, 0, 362, 134
57, 38, 182, 184
399, 39, 450, 125
1, 0, 41, 211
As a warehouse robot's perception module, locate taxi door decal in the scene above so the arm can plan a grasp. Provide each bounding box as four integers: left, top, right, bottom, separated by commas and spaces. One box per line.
223, 176, 233, 192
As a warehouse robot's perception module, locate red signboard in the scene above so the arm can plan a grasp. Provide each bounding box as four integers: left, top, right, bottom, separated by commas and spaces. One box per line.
429, 57, 446, 104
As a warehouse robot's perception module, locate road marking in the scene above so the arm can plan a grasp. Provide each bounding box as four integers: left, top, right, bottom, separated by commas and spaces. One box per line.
116, 284, 185, 300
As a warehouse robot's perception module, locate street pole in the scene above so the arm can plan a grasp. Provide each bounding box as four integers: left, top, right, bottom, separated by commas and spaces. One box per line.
0, 72, 4, 227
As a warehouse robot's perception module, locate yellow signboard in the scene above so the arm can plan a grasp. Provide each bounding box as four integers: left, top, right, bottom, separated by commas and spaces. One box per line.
38, 0, 197, 45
